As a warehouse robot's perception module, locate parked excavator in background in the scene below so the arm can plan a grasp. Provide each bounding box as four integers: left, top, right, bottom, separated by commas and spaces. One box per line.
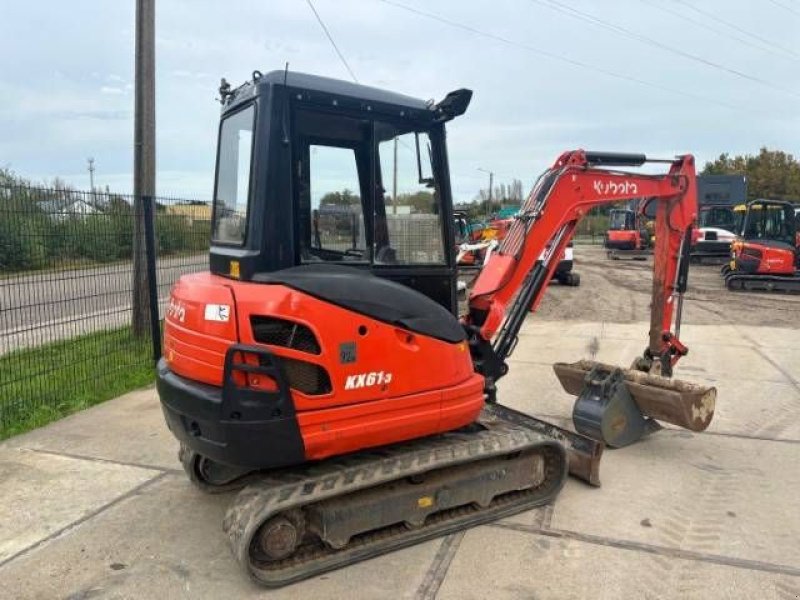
156, 71, 716, 586
690, 174, 746, 262
604, 200, 653, 259
722, 199, 800, 293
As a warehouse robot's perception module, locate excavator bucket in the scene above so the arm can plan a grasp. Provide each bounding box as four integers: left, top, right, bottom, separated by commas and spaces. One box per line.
553, 360, 716, 446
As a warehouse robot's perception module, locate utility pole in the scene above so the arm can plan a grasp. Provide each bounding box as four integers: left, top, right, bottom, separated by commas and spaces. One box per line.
478, 167, 494, 217
87, 157, 95, 192
132, 0, 156, 338
392, 136, 398, 215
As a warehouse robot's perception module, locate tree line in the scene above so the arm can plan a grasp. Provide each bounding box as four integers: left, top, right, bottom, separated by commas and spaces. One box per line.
701, 147, 800, 201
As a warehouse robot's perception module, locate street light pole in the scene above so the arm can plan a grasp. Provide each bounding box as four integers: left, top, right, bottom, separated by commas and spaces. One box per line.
87, 157, 95, 192
132, 0, 156, 338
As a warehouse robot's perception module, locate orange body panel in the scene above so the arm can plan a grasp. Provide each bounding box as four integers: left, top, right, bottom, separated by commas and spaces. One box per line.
163, 272, 485, 461
758, 245, 795, 274
298, 374, 484, 460
735, 241, 796, 275
163, 274, 238, 386
606, 230, 641, 246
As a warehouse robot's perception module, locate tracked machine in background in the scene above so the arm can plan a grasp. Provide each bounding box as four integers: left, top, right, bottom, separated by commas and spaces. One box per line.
690, 175, 746, 263
723, 199, 800, 293
604, 200, 652, 259
156, 71, 716, 586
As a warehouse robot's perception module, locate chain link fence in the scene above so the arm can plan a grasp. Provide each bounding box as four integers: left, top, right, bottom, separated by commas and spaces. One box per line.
0, 184, 210, 437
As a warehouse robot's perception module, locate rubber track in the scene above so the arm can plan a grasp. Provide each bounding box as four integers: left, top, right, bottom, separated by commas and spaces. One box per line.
725, 273, 800, 293
223, 405, 568, 587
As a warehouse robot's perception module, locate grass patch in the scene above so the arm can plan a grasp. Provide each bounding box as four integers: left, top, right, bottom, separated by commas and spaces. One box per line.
0, 327, 156, 440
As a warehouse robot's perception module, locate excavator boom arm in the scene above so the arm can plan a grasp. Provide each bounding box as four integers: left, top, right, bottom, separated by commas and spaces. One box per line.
467, 150, 697, 377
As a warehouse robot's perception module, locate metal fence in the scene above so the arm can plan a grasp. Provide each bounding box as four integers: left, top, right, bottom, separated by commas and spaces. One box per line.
0, 184, 210, 436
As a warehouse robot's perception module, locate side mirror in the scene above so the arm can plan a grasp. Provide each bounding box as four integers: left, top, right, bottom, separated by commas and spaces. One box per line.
435, 89, 473, 122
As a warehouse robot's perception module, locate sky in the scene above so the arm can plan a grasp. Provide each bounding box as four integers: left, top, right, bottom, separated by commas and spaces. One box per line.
0, 0, 798, 203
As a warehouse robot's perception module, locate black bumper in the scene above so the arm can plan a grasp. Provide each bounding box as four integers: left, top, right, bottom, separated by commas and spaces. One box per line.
156, 346, 305, 469
604, 238, 637, 251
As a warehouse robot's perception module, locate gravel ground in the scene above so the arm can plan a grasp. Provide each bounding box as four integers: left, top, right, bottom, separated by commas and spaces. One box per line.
526, 245, 799, 328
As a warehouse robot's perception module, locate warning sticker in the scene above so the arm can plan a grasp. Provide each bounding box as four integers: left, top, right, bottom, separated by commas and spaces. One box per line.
204, 304, 231, 322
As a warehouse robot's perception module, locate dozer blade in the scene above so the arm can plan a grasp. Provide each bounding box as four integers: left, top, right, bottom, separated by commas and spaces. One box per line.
553, 360, 716, 434
223, 405, 569, 587
489, 403, 603, 486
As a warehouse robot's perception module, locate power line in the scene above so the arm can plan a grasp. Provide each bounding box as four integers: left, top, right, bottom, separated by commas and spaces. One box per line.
377, 0, 748, 112
638, 0, 800, 64
530, 0, 800, 100
305, 0, 359, 83
766, 0, 800, 17
672, 0, 800, 61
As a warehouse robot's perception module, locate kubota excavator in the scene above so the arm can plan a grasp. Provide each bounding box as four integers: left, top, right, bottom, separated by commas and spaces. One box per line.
604, 200, 653, 259
722, 199, 800, 292
156, 71, 716, 586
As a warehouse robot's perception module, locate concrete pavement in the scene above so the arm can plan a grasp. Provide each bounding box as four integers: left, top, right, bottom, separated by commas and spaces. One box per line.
0, 318, 798, 599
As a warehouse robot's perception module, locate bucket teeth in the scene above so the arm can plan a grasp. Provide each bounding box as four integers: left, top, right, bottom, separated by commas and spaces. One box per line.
553, 360, 716, 433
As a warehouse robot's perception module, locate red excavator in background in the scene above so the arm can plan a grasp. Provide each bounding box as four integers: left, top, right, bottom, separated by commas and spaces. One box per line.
156, 71, 716, 586
723, 199, 800, 292
604, 201, 652, 259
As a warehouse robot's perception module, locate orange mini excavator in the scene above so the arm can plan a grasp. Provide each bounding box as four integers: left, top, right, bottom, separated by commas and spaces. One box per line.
156, 71, 716, 586
722, 199, 800, 293
604, 200, 652, 259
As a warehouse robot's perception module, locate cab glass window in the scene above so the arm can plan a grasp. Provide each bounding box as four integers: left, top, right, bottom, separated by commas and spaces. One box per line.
304, 144, 367, 262
212, 105, 254, 244
374, 123, 445, 265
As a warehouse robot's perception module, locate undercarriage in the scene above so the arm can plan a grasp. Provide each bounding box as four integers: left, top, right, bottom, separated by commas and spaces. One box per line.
184, 404, 572, 587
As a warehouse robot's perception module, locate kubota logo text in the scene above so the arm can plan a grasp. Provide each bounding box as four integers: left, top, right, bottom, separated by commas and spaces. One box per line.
592, 180, 638, 196
344, 371, 393, 390
167, 298, 186, 323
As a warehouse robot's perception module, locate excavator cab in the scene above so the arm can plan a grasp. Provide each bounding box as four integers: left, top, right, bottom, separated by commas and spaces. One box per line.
210, 70, 472, 313
607, 208, 636, 231
604, 204, 650, 258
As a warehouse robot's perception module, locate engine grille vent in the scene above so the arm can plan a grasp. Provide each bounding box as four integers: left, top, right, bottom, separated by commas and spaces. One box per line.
251, 316, 321, 355
278, 357, 332, 396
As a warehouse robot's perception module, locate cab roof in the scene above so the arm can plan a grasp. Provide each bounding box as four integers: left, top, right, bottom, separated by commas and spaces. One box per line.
222, 70, 435, 121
